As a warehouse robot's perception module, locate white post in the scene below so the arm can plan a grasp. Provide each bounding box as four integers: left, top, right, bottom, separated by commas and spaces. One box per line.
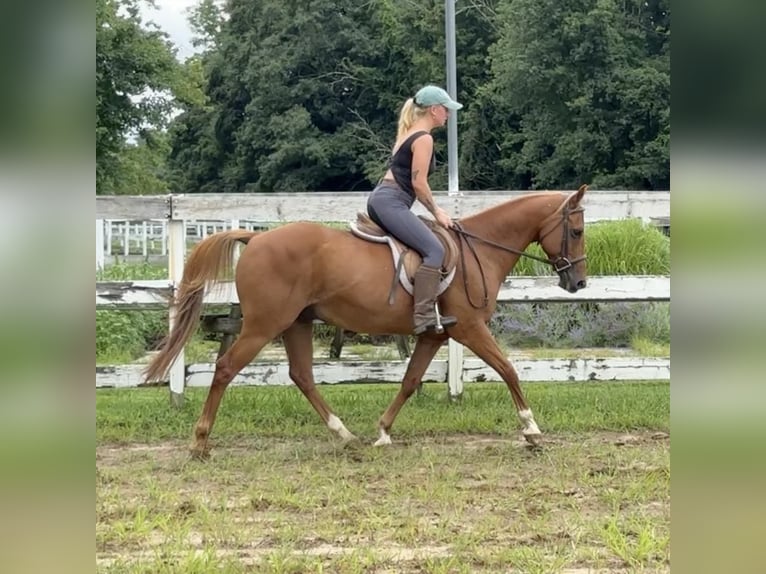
445, 0, 459, 197
96, 220, 105, 271
142, 221, 148, 258
105, 220, 112, 257
123, 220, 130, 257
231, 219, 241, 266
161, 221, 167, 256
447, 340, 464, 399
445, 0, 464, 399
168, 219, 186, 407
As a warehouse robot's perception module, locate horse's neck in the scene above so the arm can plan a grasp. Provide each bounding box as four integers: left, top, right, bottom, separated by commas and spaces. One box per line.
461, 193, 561, 280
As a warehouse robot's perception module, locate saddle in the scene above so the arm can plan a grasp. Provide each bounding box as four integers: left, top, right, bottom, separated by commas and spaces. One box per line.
350, 213, 459, 304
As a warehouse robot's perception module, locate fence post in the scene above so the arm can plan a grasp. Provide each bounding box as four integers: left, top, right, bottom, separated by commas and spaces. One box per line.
96, 220, 105, 271
123, 220, 130, 257
161, 220, 167, 256
231, 219, 242, 266
447, 337, 464, 400
105, 220, 113, 258
168, 208, 186, 408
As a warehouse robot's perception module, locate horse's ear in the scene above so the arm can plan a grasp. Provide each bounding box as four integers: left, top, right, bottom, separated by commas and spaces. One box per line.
569, 184, 588, 208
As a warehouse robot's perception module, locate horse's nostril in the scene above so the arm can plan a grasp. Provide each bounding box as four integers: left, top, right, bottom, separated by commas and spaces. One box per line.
577, 280, 587, 289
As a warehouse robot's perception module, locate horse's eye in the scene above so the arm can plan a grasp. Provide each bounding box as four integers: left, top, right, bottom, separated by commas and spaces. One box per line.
571, 229, 583, 238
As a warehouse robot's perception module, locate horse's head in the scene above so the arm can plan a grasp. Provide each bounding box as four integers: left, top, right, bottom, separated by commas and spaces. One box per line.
537, 185, 588, 293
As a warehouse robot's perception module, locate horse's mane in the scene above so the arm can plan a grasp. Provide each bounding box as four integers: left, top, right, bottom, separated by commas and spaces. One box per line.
461, 191, 571, 238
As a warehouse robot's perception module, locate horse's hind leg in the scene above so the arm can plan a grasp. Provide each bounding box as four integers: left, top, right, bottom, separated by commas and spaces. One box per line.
283, 321, 357, 443
191, 329, 270, 459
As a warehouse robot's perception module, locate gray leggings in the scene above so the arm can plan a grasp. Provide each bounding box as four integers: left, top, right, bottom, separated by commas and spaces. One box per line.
367, 182, 445, 268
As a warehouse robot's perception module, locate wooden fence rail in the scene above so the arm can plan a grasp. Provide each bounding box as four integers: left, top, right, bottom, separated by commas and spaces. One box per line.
95, 191, 670, 404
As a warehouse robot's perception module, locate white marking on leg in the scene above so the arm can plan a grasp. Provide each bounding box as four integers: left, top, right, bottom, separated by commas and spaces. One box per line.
327, 414, 356, 442
373, 427, 392, 447
519, 409, 541, 435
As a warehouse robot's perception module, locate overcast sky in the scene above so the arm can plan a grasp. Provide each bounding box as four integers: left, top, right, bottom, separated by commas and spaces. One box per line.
139, 0, 199, 61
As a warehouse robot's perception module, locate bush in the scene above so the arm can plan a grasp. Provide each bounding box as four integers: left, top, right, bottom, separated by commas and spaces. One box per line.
97, 260, 168, 281
496, 219, 670, 350
490, 302, 670, 349
513, 219, 670, 276
96, 310, 167, 363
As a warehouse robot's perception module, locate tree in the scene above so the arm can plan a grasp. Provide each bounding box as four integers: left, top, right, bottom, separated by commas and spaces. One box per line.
96, 0, 179, 193
165, 0, 668, 193
107, 130, 171, 195
167, 0, 500, 193
463, 0, 669, 190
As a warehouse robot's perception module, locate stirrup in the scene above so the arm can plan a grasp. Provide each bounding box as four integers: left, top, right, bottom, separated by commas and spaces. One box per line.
414, 302, 456, 335
433, 301, 445, 334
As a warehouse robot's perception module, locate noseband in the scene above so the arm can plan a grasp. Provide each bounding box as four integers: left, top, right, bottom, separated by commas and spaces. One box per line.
452, 203, 586, 309
536, 203, 587, 272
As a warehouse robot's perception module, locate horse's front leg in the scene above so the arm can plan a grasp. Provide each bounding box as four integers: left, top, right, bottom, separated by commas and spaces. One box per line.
453, 322, 541, 445
375, 334, 444, 446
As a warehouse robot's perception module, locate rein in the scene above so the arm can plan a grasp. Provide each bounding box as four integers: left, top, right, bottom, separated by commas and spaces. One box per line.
452, 204, 586, 309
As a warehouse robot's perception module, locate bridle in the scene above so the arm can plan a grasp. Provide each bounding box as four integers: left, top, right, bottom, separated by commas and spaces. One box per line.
452, 202, 586, 309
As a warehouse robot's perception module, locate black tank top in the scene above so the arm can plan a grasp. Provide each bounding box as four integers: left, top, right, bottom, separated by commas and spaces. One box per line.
388, 130, 436, 196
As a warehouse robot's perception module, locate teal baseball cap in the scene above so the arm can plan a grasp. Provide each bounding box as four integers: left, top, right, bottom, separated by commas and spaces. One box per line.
414, 85, 463, 110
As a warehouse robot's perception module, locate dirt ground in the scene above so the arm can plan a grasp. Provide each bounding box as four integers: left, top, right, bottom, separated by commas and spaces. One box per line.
96, 431, 670, 573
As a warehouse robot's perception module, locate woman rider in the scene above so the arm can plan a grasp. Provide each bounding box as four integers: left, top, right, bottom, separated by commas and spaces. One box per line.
366, 85, 462, 335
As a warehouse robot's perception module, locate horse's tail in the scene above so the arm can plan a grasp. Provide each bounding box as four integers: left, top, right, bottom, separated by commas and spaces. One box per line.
143, 229, 258, 383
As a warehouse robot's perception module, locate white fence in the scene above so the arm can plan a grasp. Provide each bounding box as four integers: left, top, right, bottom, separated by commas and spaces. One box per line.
96, 191, 670, 402
96, 219, 266, 266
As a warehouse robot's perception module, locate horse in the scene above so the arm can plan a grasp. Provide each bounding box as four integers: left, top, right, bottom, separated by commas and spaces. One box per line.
144, 185, 588, 459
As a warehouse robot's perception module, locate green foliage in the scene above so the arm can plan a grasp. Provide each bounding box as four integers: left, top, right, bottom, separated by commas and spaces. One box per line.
490, 301, 669, 349
493, 218, 670, 350
96, 381, 669, 443
107, 130, 172, 195
97, 260, 169, 362
581, 218, 671, 275
513, 218, 670, 276
167, 0, 672, 193
462, 0, 669, 190
96, 0, 180, 193
96, 309, 167, 364
97, 260, 168, 281
96, 0, 669, 194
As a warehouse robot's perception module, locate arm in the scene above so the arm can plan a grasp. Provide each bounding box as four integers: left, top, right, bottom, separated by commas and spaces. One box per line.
410, 135, 453, 228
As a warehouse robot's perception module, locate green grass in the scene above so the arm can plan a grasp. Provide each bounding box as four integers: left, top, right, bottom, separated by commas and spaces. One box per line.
513, 219, 669, 276
97, 382, 669, 573
97, 382, 668, 444
631, 337, 670, 357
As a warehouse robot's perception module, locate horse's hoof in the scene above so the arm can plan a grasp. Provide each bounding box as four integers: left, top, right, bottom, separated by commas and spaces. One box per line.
523, 432, 542, 448
190, 447, 211, 461
373, 430, 393, 447
341, 435, 361, 448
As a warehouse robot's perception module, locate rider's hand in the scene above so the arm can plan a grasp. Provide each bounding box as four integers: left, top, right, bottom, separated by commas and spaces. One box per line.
435, 208, 453, 229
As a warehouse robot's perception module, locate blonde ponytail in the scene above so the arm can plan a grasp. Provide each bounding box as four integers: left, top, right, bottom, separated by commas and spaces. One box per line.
397, 98, 416, 139
396, 97, 429, 140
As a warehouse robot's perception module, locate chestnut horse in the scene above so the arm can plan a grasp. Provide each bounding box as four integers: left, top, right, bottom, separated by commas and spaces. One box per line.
145, 185, 588, 458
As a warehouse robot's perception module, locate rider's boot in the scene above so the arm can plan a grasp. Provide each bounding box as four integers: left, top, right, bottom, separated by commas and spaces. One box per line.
412, 265, 457, 335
